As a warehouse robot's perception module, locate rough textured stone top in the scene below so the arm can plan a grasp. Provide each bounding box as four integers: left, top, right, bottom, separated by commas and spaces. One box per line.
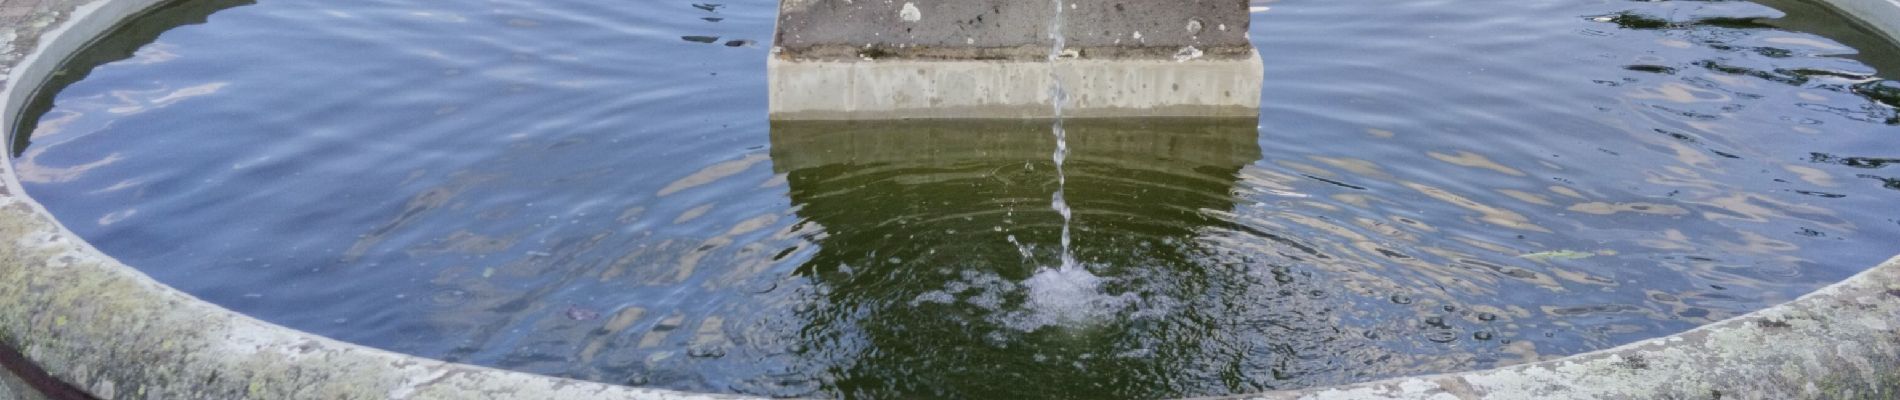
774, 0, 1253, 61
2, 0, 81, 90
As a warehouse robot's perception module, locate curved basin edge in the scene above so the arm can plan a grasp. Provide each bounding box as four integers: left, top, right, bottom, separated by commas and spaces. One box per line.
1, 0, 1897, 399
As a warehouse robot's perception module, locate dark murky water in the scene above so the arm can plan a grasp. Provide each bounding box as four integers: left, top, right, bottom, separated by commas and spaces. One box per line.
12, 0, 1900, 398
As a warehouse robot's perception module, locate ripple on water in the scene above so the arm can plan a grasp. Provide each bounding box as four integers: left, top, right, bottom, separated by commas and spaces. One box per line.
12, 0, 1900, 398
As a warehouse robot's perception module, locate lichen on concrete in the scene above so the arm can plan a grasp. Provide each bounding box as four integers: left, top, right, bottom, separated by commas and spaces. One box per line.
1, 0, 80, 88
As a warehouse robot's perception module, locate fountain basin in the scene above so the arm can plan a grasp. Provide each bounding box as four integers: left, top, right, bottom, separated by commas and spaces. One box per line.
1, 0, 1899, 398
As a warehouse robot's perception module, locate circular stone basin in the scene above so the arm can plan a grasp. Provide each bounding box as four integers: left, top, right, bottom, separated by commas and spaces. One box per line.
8, 0, 1900, 398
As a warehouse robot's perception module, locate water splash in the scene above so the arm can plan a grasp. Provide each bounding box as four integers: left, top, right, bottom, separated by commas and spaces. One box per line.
1014, 266, 1139, 329
1008, 0, 1138, 330
911, 269, 1153, 332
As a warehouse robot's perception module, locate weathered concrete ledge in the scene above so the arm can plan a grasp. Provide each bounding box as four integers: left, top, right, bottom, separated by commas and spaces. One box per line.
774, 0, 1253, 61
768, 0, 1262, 119
767, 56, 1264, 119
2, 0, 1900, 399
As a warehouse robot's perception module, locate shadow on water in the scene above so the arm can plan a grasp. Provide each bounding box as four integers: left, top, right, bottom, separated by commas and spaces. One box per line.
1753, 0, 1900, 77
1586, 0, 1900, 79
9, 0, 255, 156
766, 117, 1269, 398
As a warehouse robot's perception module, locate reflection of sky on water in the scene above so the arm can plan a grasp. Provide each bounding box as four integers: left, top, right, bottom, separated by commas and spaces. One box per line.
11, 0, 1900, 397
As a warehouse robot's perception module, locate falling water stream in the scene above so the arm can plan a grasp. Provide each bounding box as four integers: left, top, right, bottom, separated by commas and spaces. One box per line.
1047, 0, 1075, 270
1011, 0, 1139, 330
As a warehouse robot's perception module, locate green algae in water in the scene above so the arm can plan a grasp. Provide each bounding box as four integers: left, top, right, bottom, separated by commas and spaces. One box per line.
12, 0, 1900, 397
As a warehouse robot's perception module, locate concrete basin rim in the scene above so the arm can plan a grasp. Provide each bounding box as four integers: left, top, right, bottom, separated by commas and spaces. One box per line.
2, 0, 1898, 399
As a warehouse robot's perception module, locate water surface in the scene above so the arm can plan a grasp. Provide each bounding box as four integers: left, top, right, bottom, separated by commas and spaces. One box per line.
12, 0, 1900, 398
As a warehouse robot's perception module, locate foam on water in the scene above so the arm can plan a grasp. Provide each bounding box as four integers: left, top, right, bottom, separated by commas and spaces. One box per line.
1012, 266, 1140, 330
910, 268, 1155, 332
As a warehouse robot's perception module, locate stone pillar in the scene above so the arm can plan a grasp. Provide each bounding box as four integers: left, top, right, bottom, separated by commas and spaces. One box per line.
769, 0, 1263, 119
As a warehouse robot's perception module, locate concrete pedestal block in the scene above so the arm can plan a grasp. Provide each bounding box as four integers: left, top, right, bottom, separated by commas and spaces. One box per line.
768, 0, 1263, 119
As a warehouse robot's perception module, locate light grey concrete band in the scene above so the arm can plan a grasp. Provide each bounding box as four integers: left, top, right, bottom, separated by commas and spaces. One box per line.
766, 56, 1265, 120
1, 0, 1898, 399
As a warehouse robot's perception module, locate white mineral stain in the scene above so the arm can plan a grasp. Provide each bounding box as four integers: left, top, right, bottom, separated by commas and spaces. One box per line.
1173, 46, 1203, 62
899, 3, 921, 22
